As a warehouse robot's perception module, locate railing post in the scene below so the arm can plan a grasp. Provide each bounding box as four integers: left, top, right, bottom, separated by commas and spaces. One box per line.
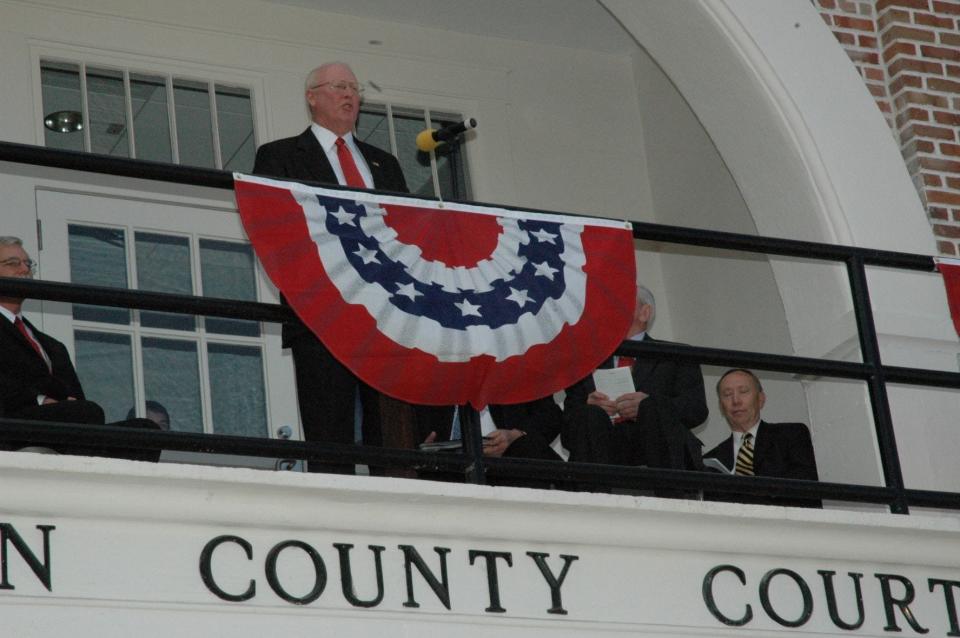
460, 407, 487, 485
846, 256, 909, 514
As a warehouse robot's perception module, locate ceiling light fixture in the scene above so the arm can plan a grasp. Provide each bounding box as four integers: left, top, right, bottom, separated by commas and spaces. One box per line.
44, 110, 83, 133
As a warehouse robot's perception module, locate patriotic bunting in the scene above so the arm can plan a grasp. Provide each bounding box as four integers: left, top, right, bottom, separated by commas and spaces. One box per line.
234, 173, 636, 408
935, 256, 960, 337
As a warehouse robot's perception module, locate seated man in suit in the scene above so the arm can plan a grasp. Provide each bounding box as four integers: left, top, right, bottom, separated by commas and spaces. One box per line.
0, 236, 160, 459
562, 285, 708, 473
253, 61, 409, 474
703, 368, 820, 508
415, 397, 565, 488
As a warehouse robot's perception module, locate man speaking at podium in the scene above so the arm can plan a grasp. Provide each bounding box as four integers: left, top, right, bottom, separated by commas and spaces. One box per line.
253, 62, 408, 473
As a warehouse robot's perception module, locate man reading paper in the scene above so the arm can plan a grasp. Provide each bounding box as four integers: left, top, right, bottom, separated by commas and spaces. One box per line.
561, 285, 708, 472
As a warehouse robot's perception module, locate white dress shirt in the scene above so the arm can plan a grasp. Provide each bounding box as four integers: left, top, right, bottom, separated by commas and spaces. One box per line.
310, 123, 375, 188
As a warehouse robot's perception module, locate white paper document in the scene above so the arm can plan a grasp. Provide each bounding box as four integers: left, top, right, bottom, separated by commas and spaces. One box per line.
702, 457, 733, 474
592, 366, 636, 400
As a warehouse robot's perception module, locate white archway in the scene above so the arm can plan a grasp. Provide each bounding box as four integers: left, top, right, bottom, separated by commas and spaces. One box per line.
603, 0, 958, 495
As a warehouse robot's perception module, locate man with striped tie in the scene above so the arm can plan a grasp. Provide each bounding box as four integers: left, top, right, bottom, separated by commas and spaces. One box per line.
704, 369, 820, 508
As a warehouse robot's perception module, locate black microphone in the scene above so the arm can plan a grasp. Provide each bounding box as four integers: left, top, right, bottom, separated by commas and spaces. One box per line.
416, 118, 477, 152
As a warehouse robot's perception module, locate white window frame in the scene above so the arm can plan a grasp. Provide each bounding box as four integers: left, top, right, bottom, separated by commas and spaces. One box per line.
31, 182, 300, 468
356, 88, 480, 200
30, 43, 268, 169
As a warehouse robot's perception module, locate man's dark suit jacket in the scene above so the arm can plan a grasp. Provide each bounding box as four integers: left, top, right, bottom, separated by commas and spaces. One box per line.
703, 421, 821, 508
0, 315, 87, 417
0, 315, 164, 460
562, 335, 708, 470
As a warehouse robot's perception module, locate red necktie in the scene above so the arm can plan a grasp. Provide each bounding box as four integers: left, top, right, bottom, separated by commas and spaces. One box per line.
15, 316, 49, 370
335, 137, 367, 188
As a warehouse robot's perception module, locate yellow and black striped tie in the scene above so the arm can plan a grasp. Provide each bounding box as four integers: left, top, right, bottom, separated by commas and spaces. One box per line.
735, 433, 755, 476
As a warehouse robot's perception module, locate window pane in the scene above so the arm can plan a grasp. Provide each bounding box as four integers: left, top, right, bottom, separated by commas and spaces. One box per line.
431, 113, 471, 200
68, 225, 130, 324
86, 67, 129, 158
435, 143, 469, 200
357, 105, 391, 154
216, 85, 255, 172
391, 107, 435, 197
41, 62, 84, 152
74, 330, 134, 423
142, 337, 203, 433
135, 232, 195, 331
199, 239, 259, 337
174, 78, 215, 168
208, 343, 267, 437
130, 73, 172, 163
358, 104, 473, 200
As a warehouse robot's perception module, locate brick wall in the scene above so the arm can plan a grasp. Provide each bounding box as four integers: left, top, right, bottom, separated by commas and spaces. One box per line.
816, 0, 960, 255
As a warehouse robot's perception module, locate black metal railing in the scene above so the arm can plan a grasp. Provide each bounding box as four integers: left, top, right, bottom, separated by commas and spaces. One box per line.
1, 140, 957, 514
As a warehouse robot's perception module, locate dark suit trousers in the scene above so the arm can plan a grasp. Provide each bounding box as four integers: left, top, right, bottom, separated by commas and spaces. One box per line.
5, 401, 161, 462
562, 401, 703, 497
562, 402, 671, 467
12, 398, 105, 427
418, 437, 563, 489
4, 399, 105, 452
290, 334, 382, 474
491, 432, 565, 489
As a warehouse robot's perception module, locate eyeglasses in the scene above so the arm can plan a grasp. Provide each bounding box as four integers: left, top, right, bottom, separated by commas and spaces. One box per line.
309, 81, 365, 96
0, 257, 36, 272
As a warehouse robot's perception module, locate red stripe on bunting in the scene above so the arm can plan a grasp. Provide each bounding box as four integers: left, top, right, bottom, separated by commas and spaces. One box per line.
936, 258, 960, 338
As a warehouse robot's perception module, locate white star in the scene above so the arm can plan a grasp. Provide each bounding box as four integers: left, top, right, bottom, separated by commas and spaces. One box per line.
395, 282, 422, 302
331, 209, 357, 226
506, 287, 534, 307
533, 261, 559, 280
354, 246, 380, 265
529, 228, 558, 244
455, 298, 482, 317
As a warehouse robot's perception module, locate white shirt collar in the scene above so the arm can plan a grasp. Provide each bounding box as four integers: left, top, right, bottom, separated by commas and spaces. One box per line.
309, 123, 373, 188
0, 305, 18, 324
310, 123, 354, 153
733, 421, 761, 445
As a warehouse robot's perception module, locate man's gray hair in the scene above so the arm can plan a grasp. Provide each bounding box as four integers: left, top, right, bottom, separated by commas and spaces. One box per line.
304, 61, 354, 92
637, 284, 656, 325
0, 236, 23, 248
